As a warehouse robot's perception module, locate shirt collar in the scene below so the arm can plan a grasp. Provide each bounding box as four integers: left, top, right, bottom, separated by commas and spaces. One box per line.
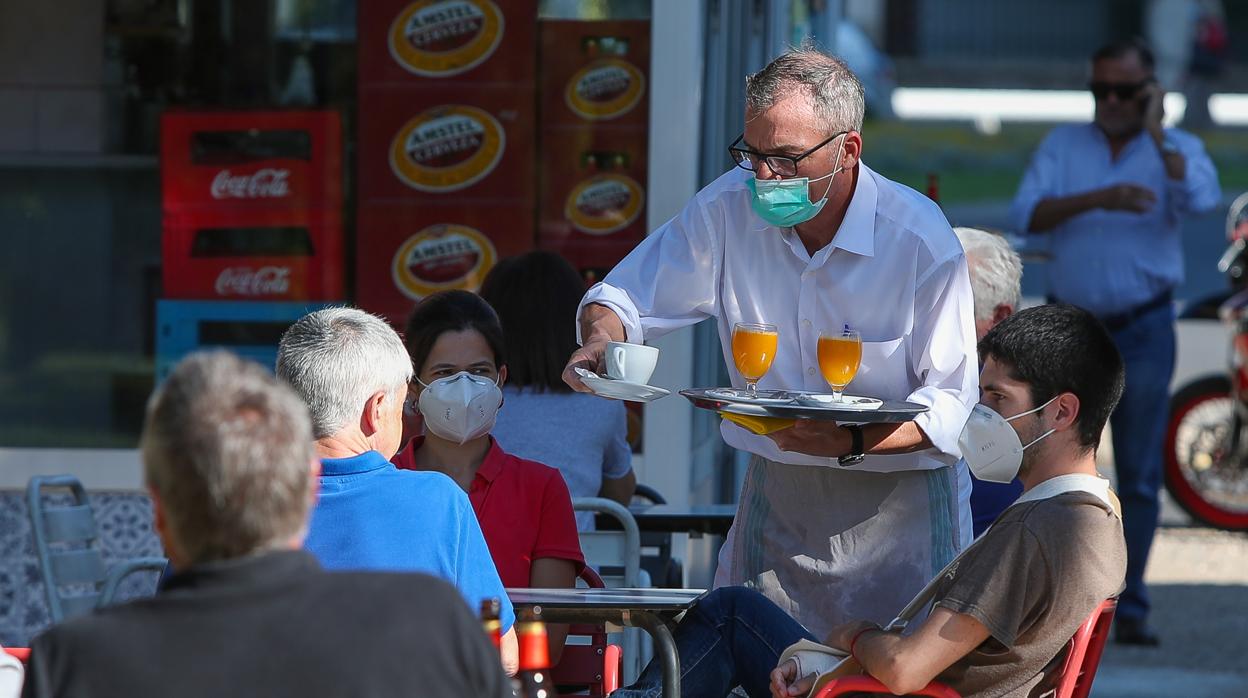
827, 162, 877, 258
320, 450, 392, 476
163, 550, 320, 593
476, 437, 506, 483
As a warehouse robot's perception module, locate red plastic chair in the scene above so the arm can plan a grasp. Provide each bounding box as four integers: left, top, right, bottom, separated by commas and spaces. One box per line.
813, 598, 1117, 698
551, 567, 624, 697
2, 648, 29, 663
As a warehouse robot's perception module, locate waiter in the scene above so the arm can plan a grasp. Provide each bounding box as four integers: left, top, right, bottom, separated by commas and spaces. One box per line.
563, 47, 977, 640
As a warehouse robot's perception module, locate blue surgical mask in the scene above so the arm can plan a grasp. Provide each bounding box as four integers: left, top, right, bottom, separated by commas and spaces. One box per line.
746, 133, 846, 228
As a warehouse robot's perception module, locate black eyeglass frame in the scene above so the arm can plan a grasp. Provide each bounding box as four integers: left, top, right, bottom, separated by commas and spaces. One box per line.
1088, 80, 1150, 102
727, 131, 848, 177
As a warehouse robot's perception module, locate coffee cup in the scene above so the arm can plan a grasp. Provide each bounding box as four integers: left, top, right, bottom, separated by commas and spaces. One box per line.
605, 341, 659, 384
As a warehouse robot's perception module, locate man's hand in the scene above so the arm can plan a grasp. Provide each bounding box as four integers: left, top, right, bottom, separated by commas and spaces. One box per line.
770, 658, 817, 698
1143, 82, 1165, 137
562, 303, 627, 393
1096, 183, 1156, 213
767, 420, 852, 458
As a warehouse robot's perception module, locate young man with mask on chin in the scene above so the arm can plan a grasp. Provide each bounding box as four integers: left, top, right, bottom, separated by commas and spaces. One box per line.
1011, 38, 1220, 646
609, 304, 1127, 698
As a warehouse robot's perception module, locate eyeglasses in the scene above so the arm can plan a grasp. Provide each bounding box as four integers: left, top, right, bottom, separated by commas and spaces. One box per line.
1088, 81, 1147, 101
728, 132, 846, 177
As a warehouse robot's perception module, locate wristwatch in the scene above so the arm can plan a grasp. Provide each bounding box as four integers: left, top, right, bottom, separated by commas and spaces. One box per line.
838, 425, 866, 466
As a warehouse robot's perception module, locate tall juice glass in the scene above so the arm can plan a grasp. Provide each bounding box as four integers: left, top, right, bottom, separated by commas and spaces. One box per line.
817, 327, 861, 402
731, 322, 778, 398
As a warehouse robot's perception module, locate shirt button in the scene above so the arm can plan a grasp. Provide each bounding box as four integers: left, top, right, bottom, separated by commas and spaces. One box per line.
801, 319, 812, 329
807, 367, 816, 376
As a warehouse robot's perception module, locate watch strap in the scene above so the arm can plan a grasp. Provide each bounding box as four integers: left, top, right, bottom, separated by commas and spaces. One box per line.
838, 425, 866, 466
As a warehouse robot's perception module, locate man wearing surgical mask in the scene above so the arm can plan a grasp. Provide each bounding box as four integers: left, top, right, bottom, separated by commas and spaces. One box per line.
564, 46, 978, 640
276, 307, 521, 675
394, 290, 585, 665
614, 304, 1127, 698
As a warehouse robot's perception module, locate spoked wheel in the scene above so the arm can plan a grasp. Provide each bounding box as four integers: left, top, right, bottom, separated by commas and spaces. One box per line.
1164, 376, 1248, 530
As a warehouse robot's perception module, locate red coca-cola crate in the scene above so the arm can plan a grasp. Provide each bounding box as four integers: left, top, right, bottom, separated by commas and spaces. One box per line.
161, 110, 343, 213
357, 85, 535, 204
539, 125, 647, 257
356, 201, 533, 324
359, 0, 537, 87
539, 20, 650, 128
162, 208, 344, 301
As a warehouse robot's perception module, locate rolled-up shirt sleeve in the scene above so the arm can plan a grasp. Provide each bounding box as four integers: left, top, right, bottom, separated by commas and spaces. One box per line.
906, 252, 978, 461
1165, 130, 1222, 217
577, 196, 721, 345
1010, 130, 1061, 235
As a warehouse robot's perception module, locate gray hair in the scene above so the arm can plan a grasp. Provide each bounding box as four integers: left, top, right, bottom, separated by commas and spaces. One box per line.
954, 227, 1023, 322
275, 307, 413, 439
745, 46, 865, 134
142, 351, 315, 564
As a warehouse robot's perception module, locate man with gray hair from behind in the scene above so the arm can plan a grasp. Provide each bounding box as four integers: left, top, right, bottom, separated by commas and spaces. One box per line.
277, 307, 518, 674
20, 352, 509, 698
954, 226, 1025, 536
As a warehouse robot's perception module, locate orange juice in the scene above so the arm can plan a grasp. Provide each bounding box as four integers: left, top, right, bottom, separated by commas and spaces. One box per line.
732, 327, 779, 380
818, 335, 862, 388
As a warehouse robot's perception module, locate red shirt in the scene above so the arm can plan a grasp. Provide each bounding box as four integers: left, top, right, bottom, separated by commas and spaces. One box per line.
394, 437, 585, 588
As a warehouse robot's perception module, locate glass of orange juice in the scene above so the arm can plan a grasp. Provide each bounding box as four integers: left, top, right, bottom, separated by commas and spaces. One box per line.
732, 322, 778, 398
818, 326, 862, 402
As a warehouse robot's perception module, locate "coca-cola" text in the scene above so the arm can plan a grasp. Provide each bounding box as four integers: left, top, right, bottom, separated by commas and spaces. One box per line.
210, 168, 292, 199
215, 266, 292, 296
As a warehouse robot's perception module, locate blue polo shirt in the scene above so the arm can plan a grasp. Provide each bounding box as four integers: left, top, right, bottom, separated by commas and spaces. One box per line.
304, 450, 515, 631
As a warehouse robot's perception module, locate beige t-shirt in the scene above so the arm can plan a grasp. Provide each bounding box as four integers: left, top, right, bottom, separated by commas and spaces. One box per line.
931, 492, 1126, 698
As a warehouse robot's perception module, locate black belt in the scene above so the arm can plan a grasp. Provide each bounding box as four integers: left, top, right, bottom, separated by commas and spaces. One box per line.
1046, 290, 1172, 332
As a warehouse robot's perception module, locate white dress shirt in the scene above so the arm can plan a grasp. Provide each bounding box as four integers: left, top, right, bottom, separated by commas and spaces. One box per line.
579, 163, 978, 473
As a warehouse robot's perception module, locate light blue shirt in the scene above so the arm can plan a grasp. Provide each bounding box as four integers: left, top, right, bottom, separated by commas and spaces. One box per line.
1010, 124, 1221, 315
304, 450, 515, 631
493, 386, 632, 530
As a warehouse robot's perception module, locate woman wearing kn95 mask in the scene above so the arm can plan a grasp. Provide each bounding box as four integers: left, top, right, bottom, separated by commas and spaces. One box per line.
392, 289, 585, 664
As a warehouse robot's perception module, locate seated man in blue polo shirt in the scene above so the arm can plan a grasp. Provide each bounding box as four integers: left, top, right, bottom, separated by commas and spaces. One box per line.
276, 307, 518, 674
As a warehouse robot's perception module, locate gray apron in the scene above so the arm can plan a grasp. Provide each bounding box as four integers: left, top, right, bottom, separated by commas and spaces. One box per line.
714, 455, 965, 641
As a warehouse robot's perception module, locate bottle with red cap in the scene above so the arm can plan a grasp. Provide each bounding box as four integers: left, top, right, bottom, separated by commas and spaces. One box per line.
480, 598, 502, 651
926, 172, 940, 204
512, 607, 552, 698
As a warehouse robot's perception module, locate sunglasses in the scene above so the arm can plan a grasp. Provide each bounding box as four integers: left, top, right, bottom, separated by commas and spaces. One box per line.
1088, 81, 1148, 101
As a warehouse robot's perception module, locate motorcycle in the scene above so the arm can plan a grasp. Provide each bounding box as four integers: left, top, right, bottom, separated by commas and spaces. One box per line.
1164, 192, 1248, 530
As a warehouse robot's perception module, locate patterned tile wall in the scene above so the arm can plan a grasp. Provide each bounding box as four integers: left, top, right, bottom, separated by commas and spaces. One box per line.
0, 490, 164, 647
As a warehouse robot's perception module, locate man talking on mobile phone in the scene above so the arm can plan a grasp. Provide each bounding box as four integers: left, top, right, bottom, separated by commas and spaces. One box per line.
1010, 38, 1221, 646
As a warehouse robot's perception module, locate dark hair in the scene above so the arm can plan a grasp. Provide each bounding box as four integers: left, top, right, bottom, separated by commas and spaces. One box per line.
479, 251, 584, 392
977, 304, 1124, 452
1091, 38, 1155, 73
404, 290, 506, 377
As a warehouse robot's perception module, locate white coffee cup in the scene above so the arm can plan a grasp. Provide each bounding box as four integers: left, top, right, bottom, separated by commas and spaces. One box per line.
605, 341, 659, 384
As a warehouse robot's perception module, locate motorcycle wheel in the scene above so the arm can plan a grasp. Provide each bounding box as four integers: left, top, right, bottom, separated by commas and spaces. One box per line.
1164, 376, 1248, 530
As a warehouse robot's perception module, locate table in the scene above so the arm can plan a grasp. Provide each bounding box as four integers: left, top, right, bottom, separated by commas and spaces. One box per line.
598, 504, 737, 537
508, 587, 706, 698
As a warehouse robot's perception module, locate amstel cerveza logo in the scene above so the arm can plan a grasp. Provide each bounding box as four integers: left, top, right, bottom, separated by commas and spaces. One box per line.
388, 0, 504, 77
389, 105, 505, 193
564, 174, 645, 236
565, 58, 646, 121
392, 224, 498, 300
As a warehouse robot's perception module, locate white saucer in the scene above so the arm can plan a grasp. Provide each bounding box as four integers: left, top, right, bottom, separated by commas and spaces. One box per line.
792, 393, 883, 410
576, 368, 670, 403
705, 387, 796, 406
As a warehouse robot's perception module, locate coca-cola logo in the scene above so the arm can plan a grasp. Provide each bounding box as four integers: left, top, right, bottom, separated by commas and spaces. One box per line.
389, 105, 504, 193
565, 174, 644, 236
389, 0, 503, 77
215, 266, 292, 296
566, 58, 646, 121
392, 224, 498, 299
210, 168, 291, 199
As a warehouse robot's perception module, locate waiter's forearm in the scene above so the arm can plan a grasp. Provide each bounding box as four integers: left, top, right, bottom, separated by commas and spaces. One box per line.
1026, 192, 1103, 232
863, 422, 932, 455
579, 302, 627, 344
